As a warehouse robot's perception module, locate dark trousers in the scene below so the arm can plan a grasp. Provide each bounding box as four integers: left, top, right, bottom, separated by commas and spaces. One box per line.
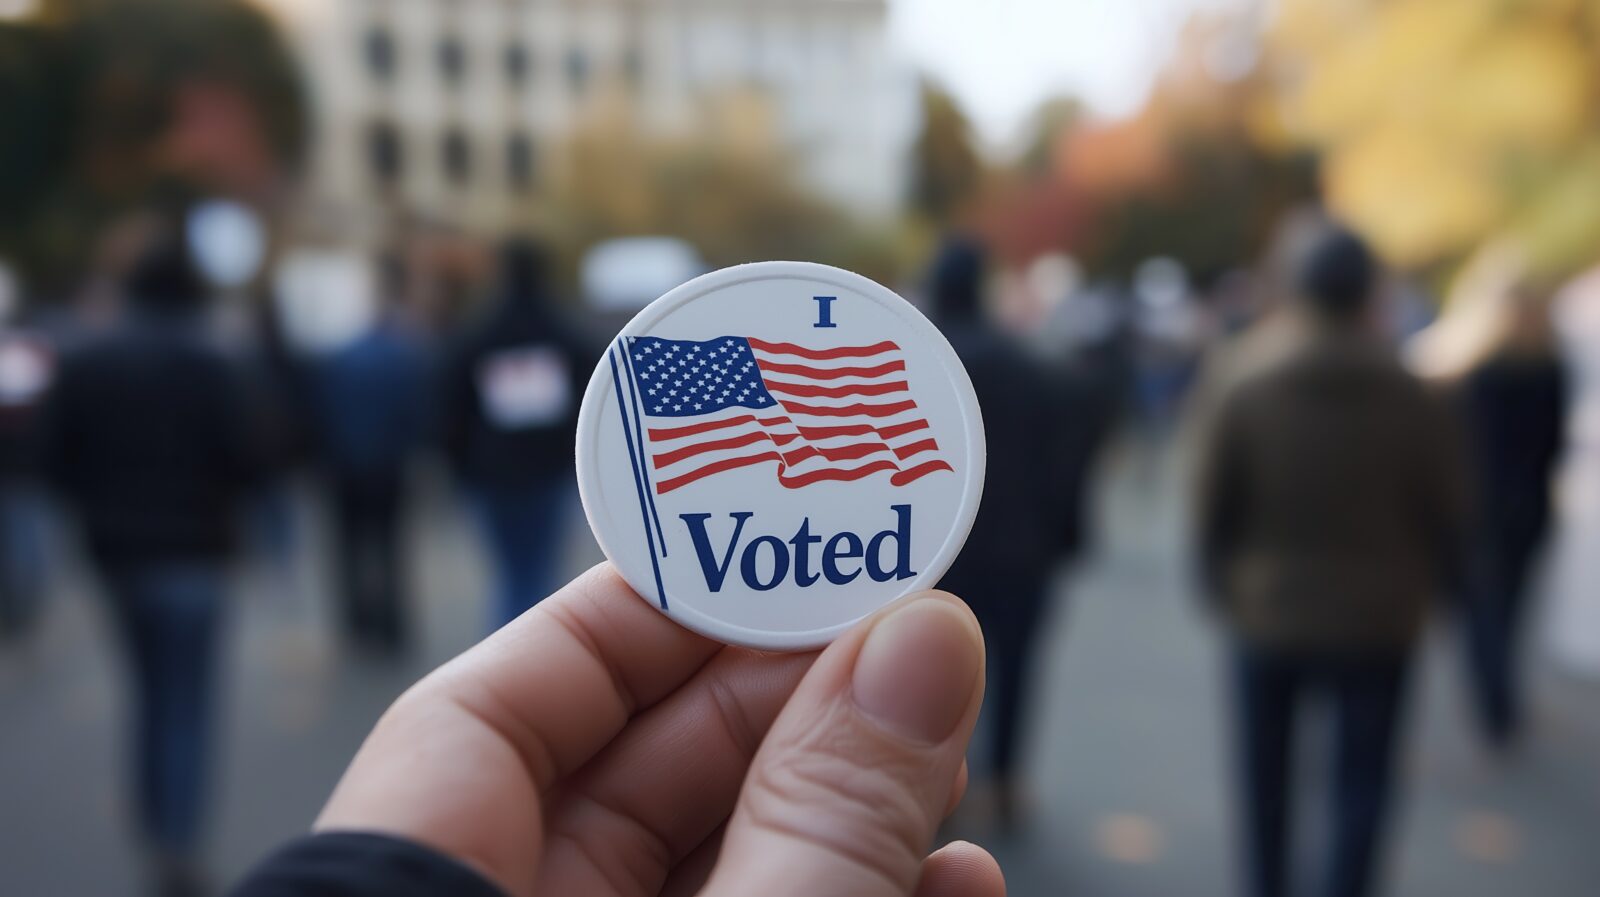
330, 471, 406, 650
944, 566, 1052, 781
0, 482, 48, 638
1463, 524, 1543, 745
1234, 646, 1411, 897
477, 479, 569, 629
102, 561, 225, 855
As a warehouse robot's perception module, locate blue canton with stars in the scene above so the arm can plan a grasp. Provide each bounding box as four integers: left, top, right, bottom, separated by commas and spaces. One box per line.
624, 336, 776, 417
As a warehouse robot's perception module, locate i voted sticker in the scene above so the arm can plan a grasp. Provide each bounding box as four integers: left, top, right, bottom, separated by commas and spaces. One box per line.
575, 262, 985, 650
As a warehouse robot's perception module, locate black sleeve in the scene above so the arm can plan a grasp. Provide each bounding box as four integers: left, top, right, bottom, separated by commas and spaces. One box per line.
229, 832, 508, 897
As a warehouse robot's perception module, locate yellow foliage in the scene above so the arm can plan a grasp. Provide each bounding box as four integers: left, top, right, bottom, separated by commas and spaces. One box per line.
1442, 26, 1592, 151
1325, 125, 1502, 265
1507, 141, 1600, 277
1268, 0, 1600, 274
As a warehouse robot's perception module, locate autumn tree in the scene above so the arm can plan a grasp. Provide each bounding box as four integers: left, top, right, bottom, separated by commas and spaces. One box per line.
908, 82, 983, 225
1264, 0, 1600, 277
0, 0, 306, 292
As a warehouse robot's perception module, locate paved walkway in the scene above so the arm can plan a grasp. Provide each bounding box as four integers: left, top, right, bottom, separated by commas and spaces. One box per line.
1, 453, 1596, 896
971, 446, 1600, 897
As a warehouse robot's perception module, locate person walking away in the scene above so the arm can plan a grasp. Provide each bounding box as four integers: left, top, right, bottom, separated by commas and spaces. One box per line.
439, 239, 594, 628
43, 232, 264, 897
928, 237, 1097, 831
307, 257, 429, 655
1409, 244, 1568, 750
0, 309, 55, 639
1192, 225, 1468, 897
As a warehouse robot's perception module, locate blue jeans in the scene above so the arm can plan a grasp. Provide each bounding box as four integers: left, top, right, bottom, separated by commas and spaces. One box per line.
477, 480, 570, 629
102, 562, 225, 854
1234, 646, 1411, 897
0, 483, 49, 636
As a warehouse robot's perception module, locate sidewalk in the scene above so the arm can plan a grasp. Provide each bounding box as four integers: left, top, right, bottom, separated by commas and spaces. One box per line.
973, 444, 1600, 897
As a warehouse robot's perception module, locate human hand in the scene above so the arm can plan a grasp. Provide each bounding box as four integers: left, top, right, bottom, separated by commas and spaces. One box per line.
315, 563, 1002, 897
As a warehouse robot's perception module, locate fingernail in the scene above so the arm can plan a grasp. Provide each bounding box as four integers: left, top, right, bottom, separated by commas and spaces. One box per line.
851, 598, 981, 744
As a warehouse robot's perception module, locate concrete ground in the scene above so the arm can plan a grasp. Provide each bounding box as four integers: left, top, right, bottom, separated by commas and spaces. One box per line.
1, 451, 1596, 896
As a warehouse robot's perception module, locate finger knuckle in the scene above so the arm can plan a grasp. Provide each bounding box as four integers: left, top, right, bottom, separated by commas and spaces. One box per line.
742, 725, 937, 890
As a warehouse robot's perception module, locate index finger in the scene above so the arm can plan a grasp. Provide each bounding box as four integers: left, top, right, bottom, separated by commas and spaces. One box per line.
417, 562, 723, 792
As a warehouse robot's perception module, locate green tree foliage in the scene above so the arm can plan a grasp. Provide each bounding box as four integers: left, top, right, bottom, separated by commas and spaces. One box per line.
0, 0, 306, 293
908, 82, 982, 225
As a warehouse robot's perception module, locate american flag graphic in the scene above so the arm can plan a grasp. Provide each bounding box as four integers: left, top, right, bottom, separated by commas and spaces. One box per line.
614, 335, 955, 495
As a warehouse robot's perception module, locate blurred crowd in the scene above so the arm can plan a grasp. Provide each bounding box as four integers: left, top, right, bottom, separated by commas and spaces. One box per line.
0, 205, 605, 895
929, 209, 1589, 897
0, 194, 1594, 897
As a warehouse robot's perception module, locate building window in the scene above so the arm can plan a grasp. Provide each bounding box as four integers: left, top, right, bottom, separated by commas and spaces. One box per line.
438, 36, 466, 84
506, 133, 535, 189
504, 42, 531, 86
566, 47, 589, 94
364, 27, 396, 81
367, 121, 403, 183
442, 129, 471, 185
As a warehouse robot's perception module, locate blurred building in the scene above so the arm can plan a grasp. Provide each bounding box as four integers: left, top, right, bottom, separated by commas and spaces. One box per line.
262, 0, 915, 238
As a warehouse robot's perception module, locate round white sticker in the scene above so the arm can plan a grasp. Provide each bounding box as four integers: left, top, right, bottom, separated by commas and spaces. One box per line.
575, 262, 985, 650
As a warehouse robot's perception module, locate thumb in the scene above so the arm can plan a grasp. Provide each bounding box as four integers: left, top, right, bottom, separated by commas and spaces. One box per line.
701, 592, 985, 897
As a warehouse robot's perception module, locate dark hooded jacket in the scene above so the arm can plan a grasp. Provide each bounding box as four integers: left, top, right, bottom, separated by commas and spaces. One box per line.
930, 239, 1096, 580
44, 242, 265, 565
438, 242, 597, 490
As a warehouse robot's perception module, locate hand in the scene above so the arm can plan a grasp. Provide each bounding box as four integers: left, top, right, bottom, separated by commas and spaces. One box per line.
315, 563, 1003, 897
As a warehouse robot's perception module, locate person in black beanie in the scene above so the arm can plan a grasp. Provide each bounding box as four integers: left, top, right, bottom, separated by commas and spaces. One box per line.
44, 222, 267, 896
437, 238, 595, 628
927, 235, 1099, 831
1193, 223, 1468, 897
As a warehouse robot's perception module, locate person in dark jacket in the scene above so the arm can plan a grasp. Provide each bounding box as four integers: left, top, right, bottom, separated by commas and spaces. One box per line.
307, 257, 428, 654
438, 238, 594, 628
1410, 245, 1569, 749
45, 231, 264, 896
928, 237, 1097, 831
0, 312, 54, 638
1193, 224, 1468, 897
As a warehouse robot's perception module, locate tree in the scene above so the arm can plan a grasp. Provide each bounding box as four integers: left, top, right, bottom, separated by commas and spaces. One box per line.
0, 0, 306, 293
1265, 0, 1600, 277
908, 83, 983, 225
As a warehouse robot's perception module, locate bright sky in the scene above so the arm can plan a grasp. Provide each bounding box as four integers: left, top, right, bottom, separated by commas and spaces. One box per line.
888, 0, 1251, 146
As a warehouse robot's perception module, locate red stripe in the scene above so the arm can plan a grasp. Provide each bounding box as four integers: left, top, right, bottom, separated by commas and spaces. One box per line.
656, 450, 954, 494
876, 419, 931, 440
890, 459, 954, 486
647, 414, 792, 440
763, 379, 909, 399
780, 440, 898, 466
756, 359, 905, 380
780, 460, 902, 488
892, 438, 940, 460
651, 429, 798, 468
746, 338, 899, 359
789, 419, 930, 441
652, 431, 767, 467
776, 399, 918, 418
656, 451, 783, 494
